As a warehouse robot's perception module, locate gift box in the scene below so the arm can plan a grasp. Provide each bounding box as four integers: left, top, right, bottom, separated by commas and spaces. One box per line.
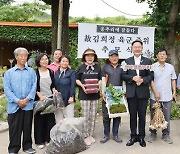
84, 79, 99, 94
84, 84, 99, 89
84, 79, 98, 84
85, 88, 99, 94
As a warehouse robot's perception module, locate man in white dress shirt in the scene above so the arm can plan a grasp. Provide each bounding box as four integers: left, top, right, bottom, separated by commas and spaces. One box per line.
122, 40, 154, 147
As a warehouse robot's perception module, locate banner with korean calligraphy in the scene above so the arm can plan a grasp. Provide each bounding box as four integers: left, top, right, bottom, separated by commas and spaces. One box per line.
78, 23, 155, 59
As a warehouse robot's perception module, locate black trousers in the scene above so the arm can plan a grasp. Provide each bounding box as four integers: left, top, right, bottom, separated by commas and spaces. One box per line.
102, 101, 121, 137
8, 109, 33, 153
34, 111, 55, 145
127, 94, 148, 139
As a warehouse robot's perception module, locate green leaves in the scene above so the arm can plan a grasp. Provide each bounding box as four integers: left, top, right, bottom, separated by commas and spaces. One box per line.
0, 2, 51, 22
106, 84, 125, 102
171, 102, 180, 120
69, 16, 147, 26
0, 0, 13, 6
0, 26, 52, 42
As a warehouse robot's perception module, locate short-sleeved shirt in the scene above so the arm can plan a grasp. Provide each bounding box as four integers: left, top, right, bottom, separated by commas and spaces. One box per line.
102, 63, 123, 87
76, 63, 101, 100
151, 62, 177, 101
47, 63, 59, 74
177, 74, 180, 88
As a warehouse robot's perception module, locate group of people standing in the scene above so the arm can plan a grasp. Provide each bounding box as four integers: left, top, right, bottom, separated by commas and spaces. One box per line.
3, 39, 179, 154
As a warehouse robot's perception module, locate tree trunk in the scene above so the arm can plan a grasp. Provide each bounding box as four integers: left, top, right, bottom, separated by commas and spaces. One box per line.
51, 0, 59, 53
61, 0, 70, 55
165, 0, 180, 73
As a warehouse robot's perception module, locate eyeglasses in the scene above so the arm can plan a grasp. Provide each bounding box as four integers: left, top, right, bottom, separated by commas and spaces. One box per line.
18, 55, 28, 58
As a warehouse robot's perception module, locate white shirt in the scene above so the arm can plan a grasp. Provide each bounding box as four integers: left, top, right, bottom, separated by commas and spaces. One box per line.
151, 62, 177, 102
134, 55, 141, 76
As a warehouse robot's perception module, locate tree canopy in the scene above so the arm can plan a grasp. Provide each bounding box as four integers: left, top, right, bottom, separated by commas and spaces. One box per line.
137, 0, 180, 35
0, 0, 14, 6
137, 0, 180, 72
0, 2, 51, 22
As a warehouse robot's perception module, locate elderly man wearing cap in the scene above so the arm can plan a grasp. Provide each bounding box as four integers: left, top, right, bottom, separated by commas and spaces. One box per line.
100, 49, 123, 143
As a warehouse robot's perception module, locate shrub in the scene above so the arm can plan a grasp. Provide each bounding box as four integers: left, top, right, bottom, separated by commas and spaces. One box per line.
0, 78, 4, 95
171, 102, 180, 120
0, 97, 7, 121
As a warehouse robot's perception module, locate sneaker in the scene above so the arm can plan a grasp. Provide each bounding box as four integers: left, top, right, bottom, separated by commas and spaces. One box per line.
100, 136, 109, 143
84, 137, 91, 146
162, 135, 173, 144
113, 136, 122, 143
23, 148, 36, 154
36, 144, 45, 149
147, 133, 156, 143
89, 136, 96, 144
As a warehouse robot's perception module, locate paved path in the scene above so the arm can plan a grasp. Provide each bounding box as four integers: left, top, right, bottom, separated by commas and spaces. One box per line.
0, 115, 180, 154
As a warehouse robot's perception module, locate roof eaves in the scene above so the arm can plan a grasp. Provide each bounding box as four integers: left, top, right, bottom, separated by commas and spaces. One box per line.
0, 22, 78, 28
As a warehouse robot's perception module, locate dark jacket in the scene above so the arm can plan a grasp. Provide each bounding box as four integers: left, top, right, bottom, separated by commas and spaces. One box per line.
54, 68, 76, 107
35, 68, 55, 101
122, 56, 154, 99
102, 63, 123, 87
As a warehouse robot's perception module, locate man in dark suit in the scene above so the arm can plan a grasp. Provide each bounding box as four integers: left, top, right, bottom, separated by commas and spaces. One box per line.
122, 40, 154, 147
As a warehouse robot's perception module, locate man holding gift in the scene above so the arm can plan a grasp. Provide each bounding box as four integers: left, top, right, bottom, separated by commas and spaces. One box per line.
100, 50, 123, 143
122, 40, 154, 147
148, 49, 177, 144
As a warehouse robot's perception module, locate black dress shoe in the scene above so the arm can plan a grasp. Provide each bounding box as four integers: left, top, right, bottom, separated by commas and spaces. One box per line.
139, 139, 146, 147
100, 136, 109, 143
126, 138, 138, 146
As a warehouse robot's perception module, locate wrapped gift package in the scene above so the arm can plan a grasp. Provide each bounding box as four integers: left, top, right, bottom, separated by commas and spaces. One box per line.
45, 118, 87, 154
85, 88, 99, 94
84, 79, 99, 94
84, 79, 98, 84
84, 84, 99, 89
